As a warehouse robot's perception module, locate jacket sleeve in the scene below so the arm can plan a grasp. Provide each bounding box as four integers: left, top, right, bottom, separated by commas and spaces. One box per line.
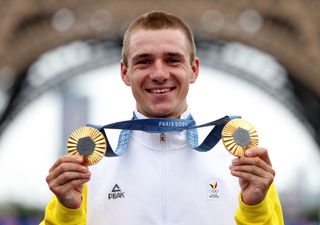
235, 183, 284, 225
39, 185, 87, 225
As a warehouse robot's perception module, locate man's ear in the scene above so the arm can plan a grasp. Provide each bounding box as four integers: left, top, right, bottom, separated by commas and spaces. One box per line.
120, 60, 131, 86
190, 57, 200, 84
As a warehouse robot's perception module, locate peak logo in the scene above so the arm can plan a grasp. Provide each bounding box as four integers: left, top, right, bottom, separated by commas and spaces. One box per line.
108, 184, 125, 200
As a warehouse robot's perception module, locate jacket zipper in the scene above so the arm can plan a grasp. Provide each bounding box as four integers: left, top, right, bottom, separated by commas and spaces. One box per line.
160, 132, 166, 144
160, 132, 167, 225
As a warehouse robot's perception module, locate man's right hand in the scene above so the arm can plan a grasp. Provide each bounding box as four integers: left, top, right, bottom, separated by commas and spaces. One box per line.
46, 155, 91, 209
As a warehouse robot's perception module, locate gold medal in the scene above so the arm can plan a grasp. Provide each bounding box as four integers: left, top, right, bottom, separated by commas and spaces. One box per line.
67, 126, 107, 166
221, 118, 259, 157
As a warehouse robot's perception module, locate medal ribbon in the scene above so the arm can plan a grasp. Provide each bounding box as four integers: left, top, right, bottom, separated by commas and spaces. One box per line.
88, 114, 240, 157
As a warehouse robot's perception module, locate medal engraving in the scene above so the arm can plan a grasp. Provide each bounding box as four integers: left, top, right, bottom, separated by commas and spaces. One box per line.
233, 127, 250, 147
67, 126, 107, 166
77, 137, 96, 156
221, 118, 259, 157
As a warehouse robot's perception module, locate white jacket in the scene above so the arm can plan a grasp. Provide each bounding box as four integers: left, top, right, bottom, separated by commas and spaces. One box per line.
87, 111, 240, 225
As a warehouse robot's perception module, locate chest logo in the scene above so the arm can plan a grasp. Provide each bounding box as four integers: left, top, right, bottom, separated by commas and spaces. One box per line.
207, 180, 221, 201
108, 184, 125, 200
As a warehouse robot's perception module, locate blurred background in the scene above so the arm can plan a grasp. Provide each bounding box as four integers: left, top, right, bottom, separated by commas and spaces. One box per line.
0, 0, 320, 224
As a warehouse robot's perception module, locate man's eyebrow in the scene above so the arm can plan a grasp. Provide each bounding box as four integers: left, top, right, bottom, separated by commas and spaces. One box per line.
131, 52, 186, 64
164, 52, 187, 61
164, 52, 184, 57
132, 54, 151, 62
164, 52, 188, 61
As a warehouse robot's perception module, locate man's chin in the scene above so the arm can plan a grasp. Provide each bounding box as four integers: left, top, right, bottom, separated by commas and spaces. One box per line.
148, 108, 182, 119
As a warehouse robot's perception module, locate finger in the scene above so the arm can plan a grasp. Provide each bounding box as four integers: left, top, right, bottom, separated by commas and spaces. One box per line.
49, 155, 84, 172
245, 148, 272, 166
49, 170, 91, 187
230, 164, 274, 180
232, 156, 275, 176
230, 167, 274, 185
47, 162, 90, 183
50, 177, 90, 196
47, 170, 90, 194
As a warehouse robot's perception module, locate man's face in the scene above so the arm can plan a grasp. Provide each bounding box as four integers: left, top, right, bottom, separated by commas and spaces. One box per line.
121, 29, 199, 118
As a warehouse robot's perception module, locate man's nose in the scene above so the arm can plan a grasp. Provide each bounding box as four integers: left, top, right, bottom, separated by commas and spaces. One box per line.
149, 60, 169, 83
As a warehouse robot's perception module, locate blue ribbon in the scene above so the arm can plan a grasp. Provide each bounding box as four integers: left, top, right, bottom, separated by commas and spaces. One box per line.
89, 114, 240, 157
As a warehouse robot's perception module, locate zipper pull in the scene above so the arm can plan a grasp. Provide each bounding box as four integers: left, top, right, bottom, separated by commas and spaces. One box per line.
160, 132, 166, 144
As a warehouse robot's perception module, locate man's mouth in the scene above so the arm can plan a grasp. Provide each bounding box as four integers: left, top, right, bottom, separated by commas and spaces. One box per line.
147, 88, 175, 94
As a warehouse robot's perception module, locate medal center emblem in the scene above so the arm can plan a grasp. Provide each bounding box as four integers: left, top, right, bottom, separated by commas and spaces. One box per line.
233, 127, 250, 147
77, 136, 96, 156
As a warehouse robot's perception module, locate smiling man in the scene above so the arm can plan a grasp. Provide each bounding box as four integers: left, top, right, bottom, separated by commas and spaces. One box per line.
121, 28, 199, 118
40, 11, 284, 225
121, 20, 199, 119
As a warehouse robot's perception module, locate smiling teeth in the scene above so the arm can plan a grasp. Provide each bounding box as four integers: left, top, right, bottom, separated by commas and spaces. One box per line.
150, 88, 171, 94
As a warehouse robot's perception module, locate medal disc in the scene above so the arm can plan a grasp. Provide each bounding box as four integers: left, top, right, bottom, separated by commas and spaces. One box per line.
221, 118, 259, 157
67, 126, 107, 166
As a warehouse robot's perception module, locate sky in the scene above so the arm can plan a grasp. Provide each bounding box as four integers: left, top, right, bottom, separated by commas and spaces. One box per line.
0, 63, 320, 209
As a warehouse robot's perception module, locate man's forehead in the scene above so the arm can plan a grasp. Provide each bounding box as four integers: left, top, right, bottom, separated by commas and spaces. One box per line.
128, 29, 189, 55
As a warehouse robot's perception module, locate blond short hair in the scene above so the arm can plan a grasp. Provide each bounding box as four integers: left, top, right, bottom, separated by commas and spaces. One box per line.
122, 10, 196, 67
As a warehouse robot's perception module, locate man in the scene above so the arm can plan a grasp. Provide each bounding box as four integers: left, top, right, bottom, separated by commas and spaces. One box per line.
41, 10, 284, 225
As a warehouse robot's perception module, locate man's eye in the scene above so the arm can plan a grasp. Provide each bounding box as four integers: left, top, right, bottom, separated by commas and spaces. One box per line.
168, 58, 180, 64
137, 59, 150, 65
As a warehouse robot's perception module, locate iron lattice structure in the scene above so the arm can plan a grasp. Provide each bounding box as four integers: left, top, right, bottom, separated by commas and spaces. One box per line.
0, 0, 319, 145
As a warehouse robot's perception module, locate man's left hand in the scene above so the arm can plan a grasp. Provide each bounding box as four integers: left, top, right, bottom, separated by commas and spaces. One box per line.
229, 148, 275, 205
